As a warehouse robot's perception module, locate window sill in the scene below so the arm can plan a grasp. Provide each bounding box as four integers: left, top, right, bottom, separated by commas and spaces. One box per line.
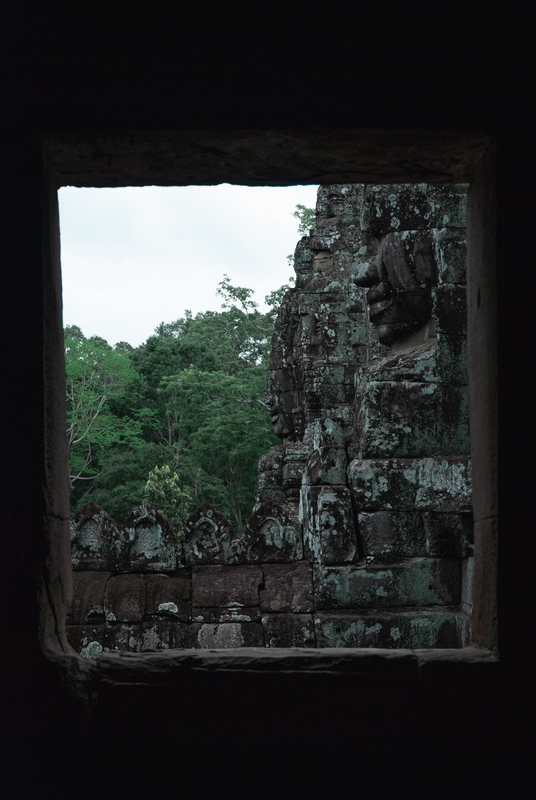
93, 646, 497, 685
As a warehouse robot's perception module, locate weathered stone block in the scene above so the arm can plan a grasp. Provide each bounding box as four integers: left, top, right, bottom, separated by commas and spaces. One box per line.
305, 405, 354, 432
304, 383, 354, 409
297, 311, 367, 359
303, 366, 356, 408
260, 562, 313, 613
358, 334, 467, 388
169, 622, 190, 649
349, 458, 417, 510
432, 284, 467, 335
361, 184, 466, 236
234, 500, 303, 564
304, 364, 352, 387
314, 611, 459, 648
284, 443, 311, 462
137, 621, 175, 651
258, 469, 283, 488
282, 461, 306, 488
192, 565, 263, 608
349, 457, 472, 513
349, 251, 380, 286
67, 571, 111, 625
124, 504, 179, 572
434, 227, 467, 285
310, 417, 345, 448
182, 502, 234, 566
191, 607, 261, 624
434, 334, 468, 385
358, 511, 426, 557
189, 622, 264, 649
255, 485, 287, 505
414, 458, 472, 512
293, 238, 315, 275
354, 381, 470, 458
456, 613, 472, 648
300, 485, 357, 564
258, 446, 284, 475
422, 512, 474, 557
268, 368, 302, 395
262, 614, 316, 647
104, 574, 146, 622
304, 446, 347, 485
66, 624, 106, 657
358, 339, 438, 385
145, 572, 191, 621
70, 502, 127, 571
461, 556, 474, 614
314, 558, 461, 609
104, 623, 133, 653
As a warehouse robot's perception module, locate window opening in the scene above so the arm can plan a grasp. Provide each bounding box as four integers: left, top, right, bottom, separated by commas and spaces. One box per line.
62, 181, 473, 658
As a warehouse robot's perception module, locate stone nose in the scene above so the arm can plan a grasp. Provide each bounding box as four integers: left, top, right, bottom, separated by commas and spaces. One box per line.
367, 282, 392, 314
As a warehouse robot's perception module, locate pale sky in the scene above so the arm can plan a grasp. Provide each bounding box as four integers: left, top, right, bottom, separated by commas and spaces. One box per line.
59, 184, 319, 347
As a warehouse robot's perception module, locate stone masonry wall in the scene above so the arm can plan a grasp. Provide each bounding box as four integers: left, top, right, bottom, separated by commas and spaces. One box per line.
67, 182, 472, 657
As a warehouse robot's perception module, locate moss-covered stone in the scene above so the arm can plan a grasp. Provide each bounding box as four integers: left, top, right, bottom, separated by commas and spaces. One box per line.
314, 610, 459, 648
354, 380, 470, 458
300, 485, 357, 564
358, 511, 426, 557
314, 558, 461, 609
348, 456, 472, 512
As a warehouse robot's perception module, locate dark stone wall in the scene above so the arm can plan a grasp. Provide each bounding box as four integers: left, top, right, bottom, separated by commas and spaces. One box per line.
1, 5, 534, 795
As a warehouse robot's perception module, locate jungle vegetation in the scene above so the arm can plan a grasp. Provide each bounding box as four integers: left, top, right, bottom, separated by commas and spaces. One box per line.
66, 204, 314, 533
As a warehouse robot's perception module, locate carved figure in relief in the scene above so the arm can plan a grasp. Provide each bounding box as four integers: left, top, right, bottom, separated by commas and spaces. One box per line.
366, 231, 437, 345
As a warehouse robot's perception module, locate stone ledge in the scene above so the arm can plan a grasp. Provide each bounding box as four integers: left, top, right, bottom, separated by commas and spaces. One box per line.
416, 647, 498, 680
45, 130, 490, 187
94, 646, 496, 683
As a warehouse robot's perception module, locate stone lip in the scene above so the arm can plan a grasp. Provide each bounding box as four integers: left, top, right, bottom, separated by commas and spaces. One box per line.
95, 646, 418, 678
94, 645, 496, 680
47, 131, 489, 188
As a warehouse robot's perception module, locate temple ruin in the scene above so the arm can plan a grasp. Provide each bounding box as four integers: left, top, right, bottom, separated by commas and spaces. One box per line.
68, 181, 472, 654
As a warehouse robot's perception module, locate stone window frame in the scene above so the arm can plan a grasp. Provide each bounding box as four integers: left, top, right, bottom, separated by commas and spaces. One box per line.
42, 130, 497, 679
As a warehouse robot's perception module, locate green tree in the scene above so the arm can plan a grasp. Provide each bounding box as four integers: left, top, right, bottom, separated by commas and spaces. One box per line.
69, 275, 287, 527
158, 367, 275, 529
293, 203, 316, 235
143, 464, 193, 537
65, 327, 144, 491
87, 442, 171, 523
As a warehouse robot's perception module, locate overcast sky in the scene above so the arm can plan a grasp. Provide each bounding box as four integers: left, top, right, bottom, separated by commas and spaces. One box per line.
59, 184, 319, 347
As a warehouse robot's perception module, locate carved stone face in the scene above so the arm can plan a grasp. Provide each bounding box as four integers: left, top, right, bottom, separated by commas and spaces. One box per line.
316, 185, 347, 219
366, 231, 437, 345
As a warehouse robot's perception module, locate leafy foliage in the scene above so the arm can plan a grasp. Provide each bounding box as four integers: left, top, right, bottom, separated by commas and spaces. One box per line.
143, 465, 193, 537
65, 327, 144, 490
67, 201, 317, 527
293, 203, 316, 235
287, 202, 316, 267
67, 276, 282, 531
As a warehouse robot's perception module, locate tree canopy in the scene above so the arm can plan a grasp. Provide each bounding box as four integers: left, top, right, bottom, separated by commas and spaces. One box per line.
67, 277, 282, 531
66, 202, 315, 532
